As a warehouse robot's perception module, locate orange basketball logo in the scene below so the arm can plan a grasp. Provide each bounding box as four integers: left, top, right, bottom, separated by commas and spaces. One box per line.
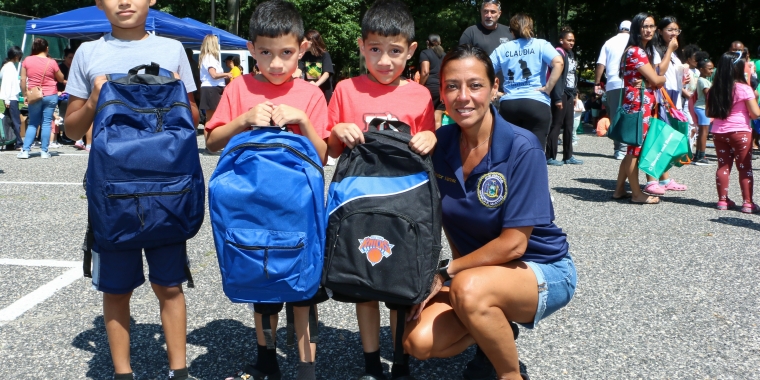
358, 235, 394, 266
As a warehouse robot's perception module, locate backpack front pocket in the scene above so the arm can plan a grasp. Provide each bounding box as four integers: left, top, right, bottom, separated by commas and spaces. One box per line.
223, 228, 306, 291
101, 175, 200, 248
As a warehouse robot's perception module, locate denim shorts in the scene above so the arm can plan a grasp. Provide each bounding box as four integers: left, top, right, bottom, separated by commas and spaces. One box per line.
694, 107, 710, 126
91, 241, 189, 294
522, 254, 577, 329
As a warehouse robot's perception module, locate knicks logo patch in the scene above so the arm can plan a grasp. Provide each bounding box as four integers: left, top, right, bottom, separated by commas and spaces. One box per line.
477, 172, 507, 208
358, 235, 394, 266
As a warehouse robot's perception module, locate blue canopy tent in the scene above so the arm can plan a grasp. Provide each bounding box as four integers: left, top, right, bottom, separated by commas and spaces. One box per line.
181, 18, 248, 50
22, 6, 242, 51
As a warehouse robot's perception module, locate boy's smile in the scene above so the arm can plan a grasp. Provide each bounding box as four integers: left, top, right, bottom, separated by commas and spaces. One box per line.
359, 33, 417, 86
249, 34, 307, 85
96, 0, 155, 39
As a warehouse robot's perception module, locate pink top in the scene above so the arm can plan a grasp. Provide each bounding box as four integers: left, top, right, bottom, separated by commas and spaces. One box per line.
22, 56, 60, 97
711, 83, 755, 134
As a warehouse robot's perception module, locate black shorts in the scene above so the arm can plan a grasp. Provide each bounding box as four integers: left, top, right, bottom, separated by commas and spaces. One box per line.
199, 86, 224, 111
330, 291, 407, 311
251, 287, 330, 315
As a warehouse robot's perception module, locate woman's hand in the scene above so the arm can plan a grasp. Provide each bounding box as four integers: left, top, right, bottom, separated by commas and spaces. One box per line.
408, 273, 444, 321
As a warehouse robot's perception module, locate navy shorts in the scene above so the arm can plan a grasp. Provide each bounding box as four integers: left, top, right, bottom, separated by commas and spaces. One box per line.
91, 241, 189, 294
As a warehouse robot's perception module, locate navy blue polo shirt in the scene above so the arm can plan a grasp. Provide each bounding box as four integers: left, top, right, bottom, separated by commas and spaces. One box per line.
432, 106, 568, 264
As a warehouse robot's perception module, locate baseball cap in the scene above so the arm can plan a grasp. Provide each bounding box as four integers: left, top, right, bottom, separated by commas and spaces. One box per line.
619, 21, 631, 31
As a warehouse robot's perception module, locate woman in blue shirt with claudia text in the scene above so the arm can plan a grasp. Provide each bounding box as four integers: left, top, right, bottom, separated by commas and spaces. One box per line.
403, 45, 577, 380
490, 13, 564, 149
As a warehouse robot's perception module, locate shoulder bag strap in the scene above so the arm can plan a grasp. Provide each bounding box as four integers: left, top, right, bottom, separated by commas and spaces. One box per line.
38, 58, 52, 88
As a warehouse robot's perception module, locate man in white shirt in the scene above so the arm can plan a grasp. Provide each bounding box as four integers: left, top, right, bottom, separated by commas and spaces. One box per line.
595, 20, 630, 159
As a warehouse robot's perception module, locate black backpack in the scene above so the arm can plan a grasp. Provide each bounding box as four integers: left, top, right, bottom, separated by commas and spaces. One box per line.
322, 119, 442, 306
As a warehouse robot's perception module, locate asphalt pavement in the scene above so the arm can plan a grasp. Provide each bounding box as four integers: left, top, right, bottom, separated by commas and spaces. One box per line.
0, 129, 758, 379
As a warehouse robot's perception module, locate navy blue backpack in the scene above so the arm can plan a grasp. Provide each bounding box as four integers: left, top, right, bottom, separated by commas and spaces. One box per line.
86, 63, 205, 251
209, 128, 325, 303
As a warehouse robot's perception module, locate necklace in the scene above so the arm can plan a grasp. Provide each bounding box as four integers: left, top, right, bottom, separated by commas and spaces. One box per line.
460, 134, 490, 151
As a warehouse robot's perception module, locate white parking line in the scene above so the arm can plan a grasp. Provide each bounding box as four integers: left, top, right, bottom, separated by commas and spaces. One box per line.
0, 259, 82, 325
0, 181, 82, 185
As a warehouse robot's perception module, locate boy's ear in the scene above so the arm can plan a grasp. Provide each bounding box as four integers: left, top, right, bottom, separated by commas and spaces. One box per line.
247, 41, 256, 57
406, 41, 418, 60
298, 39, 309, 59
95, 0, 103, 10
149, 0, 156, 6
357, 37, 364, 54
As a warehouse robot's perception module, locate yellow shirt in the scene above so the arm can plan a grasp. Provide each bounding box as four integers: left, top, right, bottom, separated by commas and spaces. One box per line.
229, 66, 242, 80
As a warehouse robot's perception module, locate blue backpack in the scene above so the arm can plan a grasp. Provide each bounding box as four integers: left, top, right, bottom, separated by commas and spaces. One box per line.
86, 63, 205, 251
209, 128, 325, 303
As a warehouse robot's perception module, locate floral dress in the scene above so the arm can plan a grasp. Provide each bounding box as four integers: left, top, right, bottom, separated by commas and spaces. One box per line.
621, 46, 656, 157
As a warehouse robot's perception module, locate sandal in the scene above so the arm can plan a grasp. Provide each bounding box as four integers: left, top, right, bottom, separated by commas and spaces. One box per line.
716, 199, 736, 210
741, 202, 760, 214
631, 196, 660, 204
663, 180, 687, 191
225, 365, 282, 380
642, 182, 666, 195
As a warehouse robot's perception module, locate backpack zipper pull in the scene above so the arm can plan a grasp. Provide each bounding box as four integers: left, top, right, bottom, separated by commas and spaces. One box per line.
264, 248, 270, 279
155, 110, 163, 132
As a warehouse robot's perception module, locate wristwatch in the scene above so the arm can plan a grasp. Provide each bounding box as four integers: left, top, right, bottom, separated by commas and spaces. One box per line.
437, 259, 452, 282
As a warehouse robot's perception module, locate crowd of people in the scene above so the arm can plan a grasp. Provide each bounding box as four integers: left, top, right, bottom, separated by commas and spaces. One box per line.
1, 0, 758, 380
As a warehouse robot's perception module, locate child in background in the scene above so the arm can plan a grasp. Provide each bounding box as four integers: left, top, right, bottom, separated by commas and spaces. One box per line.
705, 51, 760, 213
224, 55, 243, 82
692, 52, 713, 165
573, 92, 584, 142
596, 109, 610, 137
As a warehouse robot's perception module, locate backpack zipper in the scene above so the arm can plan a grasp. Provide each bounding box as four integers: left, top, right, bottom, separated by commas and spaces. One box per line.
225, 241, 306, 279
96, 100, 189, 133
107, 188, 191, 227
224, 142, 323, 175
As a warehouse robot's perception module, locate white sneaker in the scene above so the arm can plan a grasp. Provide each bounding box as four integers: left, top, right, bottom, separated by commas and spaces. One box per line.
48, 142, 62, 149
17, 150, 29, 159
40, 151, 51, 159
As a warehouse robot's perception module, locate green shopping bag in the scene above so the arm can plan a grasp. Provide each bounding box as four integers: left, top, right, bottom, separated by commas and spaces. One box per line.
638, 118, 688, 179
659, 88, 692, 166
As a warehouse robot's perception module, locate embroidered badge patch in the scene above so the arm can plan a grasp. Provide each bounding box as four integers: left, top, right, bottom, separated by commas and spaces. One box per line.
358, 235, 394, 266
477, 172, 507, 208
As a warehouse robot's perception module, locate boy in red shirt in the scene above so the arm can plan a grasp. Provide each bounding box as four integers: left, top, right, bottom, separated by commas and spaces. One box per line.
205, 1, 328, 379
326, 0, 437, 378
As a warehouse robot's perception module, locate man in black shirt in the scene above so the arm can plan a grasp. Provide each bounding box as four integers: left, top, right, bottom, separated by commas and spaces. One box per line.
459, 0, 513, 95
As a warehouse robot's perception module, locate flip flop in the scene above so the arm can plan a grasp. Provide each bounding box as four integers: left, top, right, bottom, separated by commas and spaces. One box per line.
630, 196, 660, 204
612, 193, 632, 200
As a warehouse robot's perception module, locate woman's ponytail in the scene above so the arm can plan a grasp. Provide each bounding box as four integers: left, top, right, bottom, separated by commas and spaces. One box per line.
428, 34, 444, 58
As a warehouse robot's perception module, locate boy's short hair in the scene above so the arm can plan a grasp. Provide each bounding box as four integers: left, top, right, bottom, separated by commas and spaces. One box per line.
249, 0, 304, 44
361, 0, 415, 44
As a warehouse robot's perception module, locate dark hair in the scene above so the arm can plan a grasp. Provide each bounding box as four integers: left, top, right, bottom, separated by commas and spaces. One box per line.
361, 0, 415, 44
31, 38, 49, 55
694, 51, 711, 69
680, 44, 700, 62
626, 13, 655, 60
653, 16, 678, 59
63, 48, 74, 58
440, 44, 495, 87
249, 0, 304, 44
509, 13, 534, 39
225, 55, 242, 71
305, 30, 327, 56
481, 0, 501, 10
706, 52, 747, 119
427, 34, 444, 58
3, 46, 22, 65
559, 26, 573, 40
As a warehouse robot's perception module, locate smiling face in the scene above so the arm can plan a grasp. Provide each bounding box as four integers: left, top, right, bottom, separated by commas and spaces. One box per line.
481, 3, 501, 30
441, 57, 499, 130
358, 32, 417, 86
248, 33, 307, 85
96, 0, 155, 30
699, 61, 714, 77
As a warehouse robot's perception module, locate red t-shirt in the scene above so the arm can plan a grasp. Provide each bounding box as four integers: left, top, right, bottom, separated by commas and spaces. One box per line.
328, 75, 435, 135
22, 56, 60, 97
205, 75, 329, 138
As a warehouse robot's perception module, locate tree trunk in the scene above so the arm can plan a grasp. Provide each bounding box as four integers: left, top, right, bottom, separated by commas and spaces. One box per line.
227, 0, 239, 34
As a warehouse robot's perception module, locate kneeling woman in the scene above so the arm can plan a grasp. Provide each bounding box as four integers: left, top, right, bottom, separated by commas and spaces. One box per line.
403, 45, 577, 380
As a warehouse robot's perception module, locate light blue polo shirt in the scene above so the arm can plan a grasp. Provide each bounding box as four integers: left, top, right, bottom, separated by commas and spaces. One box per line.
490, 38, 560, 106
432, 106, 568, 264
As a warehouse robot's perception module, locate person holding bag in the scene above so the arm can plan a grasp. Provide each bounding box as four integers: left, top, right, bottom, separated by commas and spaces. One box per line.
611, 13, 665, 204
18, 38, 64, 159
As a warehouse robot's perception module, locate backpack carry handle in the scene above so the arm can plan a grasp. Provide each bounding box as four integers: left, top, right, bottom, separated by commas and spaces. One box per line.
367, 118, 412, 135
128, 62, 161, 76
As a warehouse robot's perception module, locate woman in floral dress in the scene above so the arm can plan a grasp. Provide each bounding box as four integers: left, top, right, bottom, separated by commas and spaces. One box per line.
613, 12, 666, 204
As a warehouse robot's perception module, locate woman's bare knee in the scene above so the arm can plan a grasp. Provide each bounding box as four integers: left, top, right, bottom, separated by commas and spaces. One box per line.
403, 326, 434, 360
449, 273, 487, 315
